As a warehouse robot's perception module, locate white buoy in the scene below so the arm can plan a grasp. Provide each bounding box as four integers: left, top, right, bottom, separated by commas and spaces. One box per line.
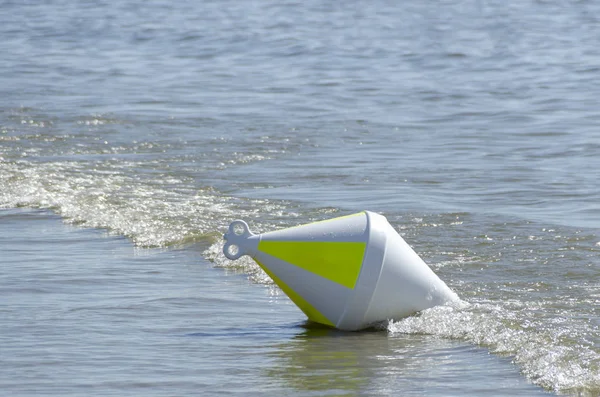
223, 211, 459, 331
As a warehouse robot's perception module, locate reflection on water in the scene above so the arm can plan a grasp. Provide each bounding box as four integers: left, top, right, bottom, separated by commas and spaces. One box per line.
264, 322, 547, 396
264, 325, 372, 396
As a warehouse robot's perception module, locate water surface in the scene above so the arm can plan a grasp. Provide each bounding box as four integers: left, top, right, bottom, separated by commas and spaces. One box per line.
1, 0, 599, 395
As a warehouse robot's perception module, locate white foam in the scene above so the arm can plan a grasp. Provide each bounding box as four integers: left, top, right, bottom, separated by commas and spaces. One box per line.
0, 161, 285, 248
387, 301, 600, 395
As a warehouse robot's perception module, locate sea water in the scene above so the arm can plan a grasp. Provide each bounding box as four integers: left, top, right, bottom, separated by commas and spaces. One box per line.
1, 1, 599, 395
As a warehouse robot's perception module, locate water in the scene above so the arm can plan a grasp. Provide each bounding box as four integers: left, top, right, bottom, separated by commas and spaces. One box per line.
1, 0, 599, 395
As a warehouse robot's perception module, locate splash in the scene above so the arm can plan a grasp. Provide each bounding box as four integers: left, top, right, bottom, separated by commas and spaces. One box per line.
0, 160, 288, 248
387, 301, 600, 396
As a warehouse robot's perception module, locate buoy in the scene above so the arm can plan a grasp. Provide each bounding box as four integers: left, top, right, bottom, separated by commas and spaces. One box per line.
223, 211, 459, 331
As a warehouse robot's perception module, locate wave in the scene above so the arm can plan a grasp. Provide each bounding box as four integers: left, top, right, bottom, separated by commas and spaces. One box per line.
387, 301, 600, 396
2, 158, 599, 396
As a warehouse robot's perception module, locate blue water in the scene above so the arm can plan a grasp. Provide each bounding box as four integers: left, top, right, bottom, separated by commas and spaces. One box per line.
1, 0, 599, 395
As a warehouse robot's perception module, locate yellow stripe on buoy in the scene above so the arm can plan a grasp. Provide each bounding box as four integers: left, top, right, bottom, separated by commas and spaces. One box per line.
255, 259, 334, 326
257, 241, 366, 289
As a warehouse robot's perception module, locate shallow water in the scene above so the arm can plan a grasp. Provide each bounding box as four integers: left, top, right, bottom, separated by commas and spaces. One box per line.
1, 0, 599, 395
0, 208, 549, 396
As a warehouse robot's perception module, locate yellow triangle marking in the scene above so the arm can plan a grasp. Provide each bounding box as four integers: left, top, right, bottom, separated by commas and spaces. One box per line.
255, 259, 334, 327
257, 241, 366, 289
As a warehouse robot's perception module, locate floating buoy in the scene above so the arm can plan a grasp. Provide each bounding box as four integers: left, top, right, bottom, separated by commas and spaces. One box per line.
223, 211, 458, 331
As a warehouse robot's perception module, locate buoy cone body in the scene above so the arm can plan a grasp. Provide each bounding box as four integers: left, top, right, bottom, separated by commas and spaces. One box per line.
223, 211, 458, 331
